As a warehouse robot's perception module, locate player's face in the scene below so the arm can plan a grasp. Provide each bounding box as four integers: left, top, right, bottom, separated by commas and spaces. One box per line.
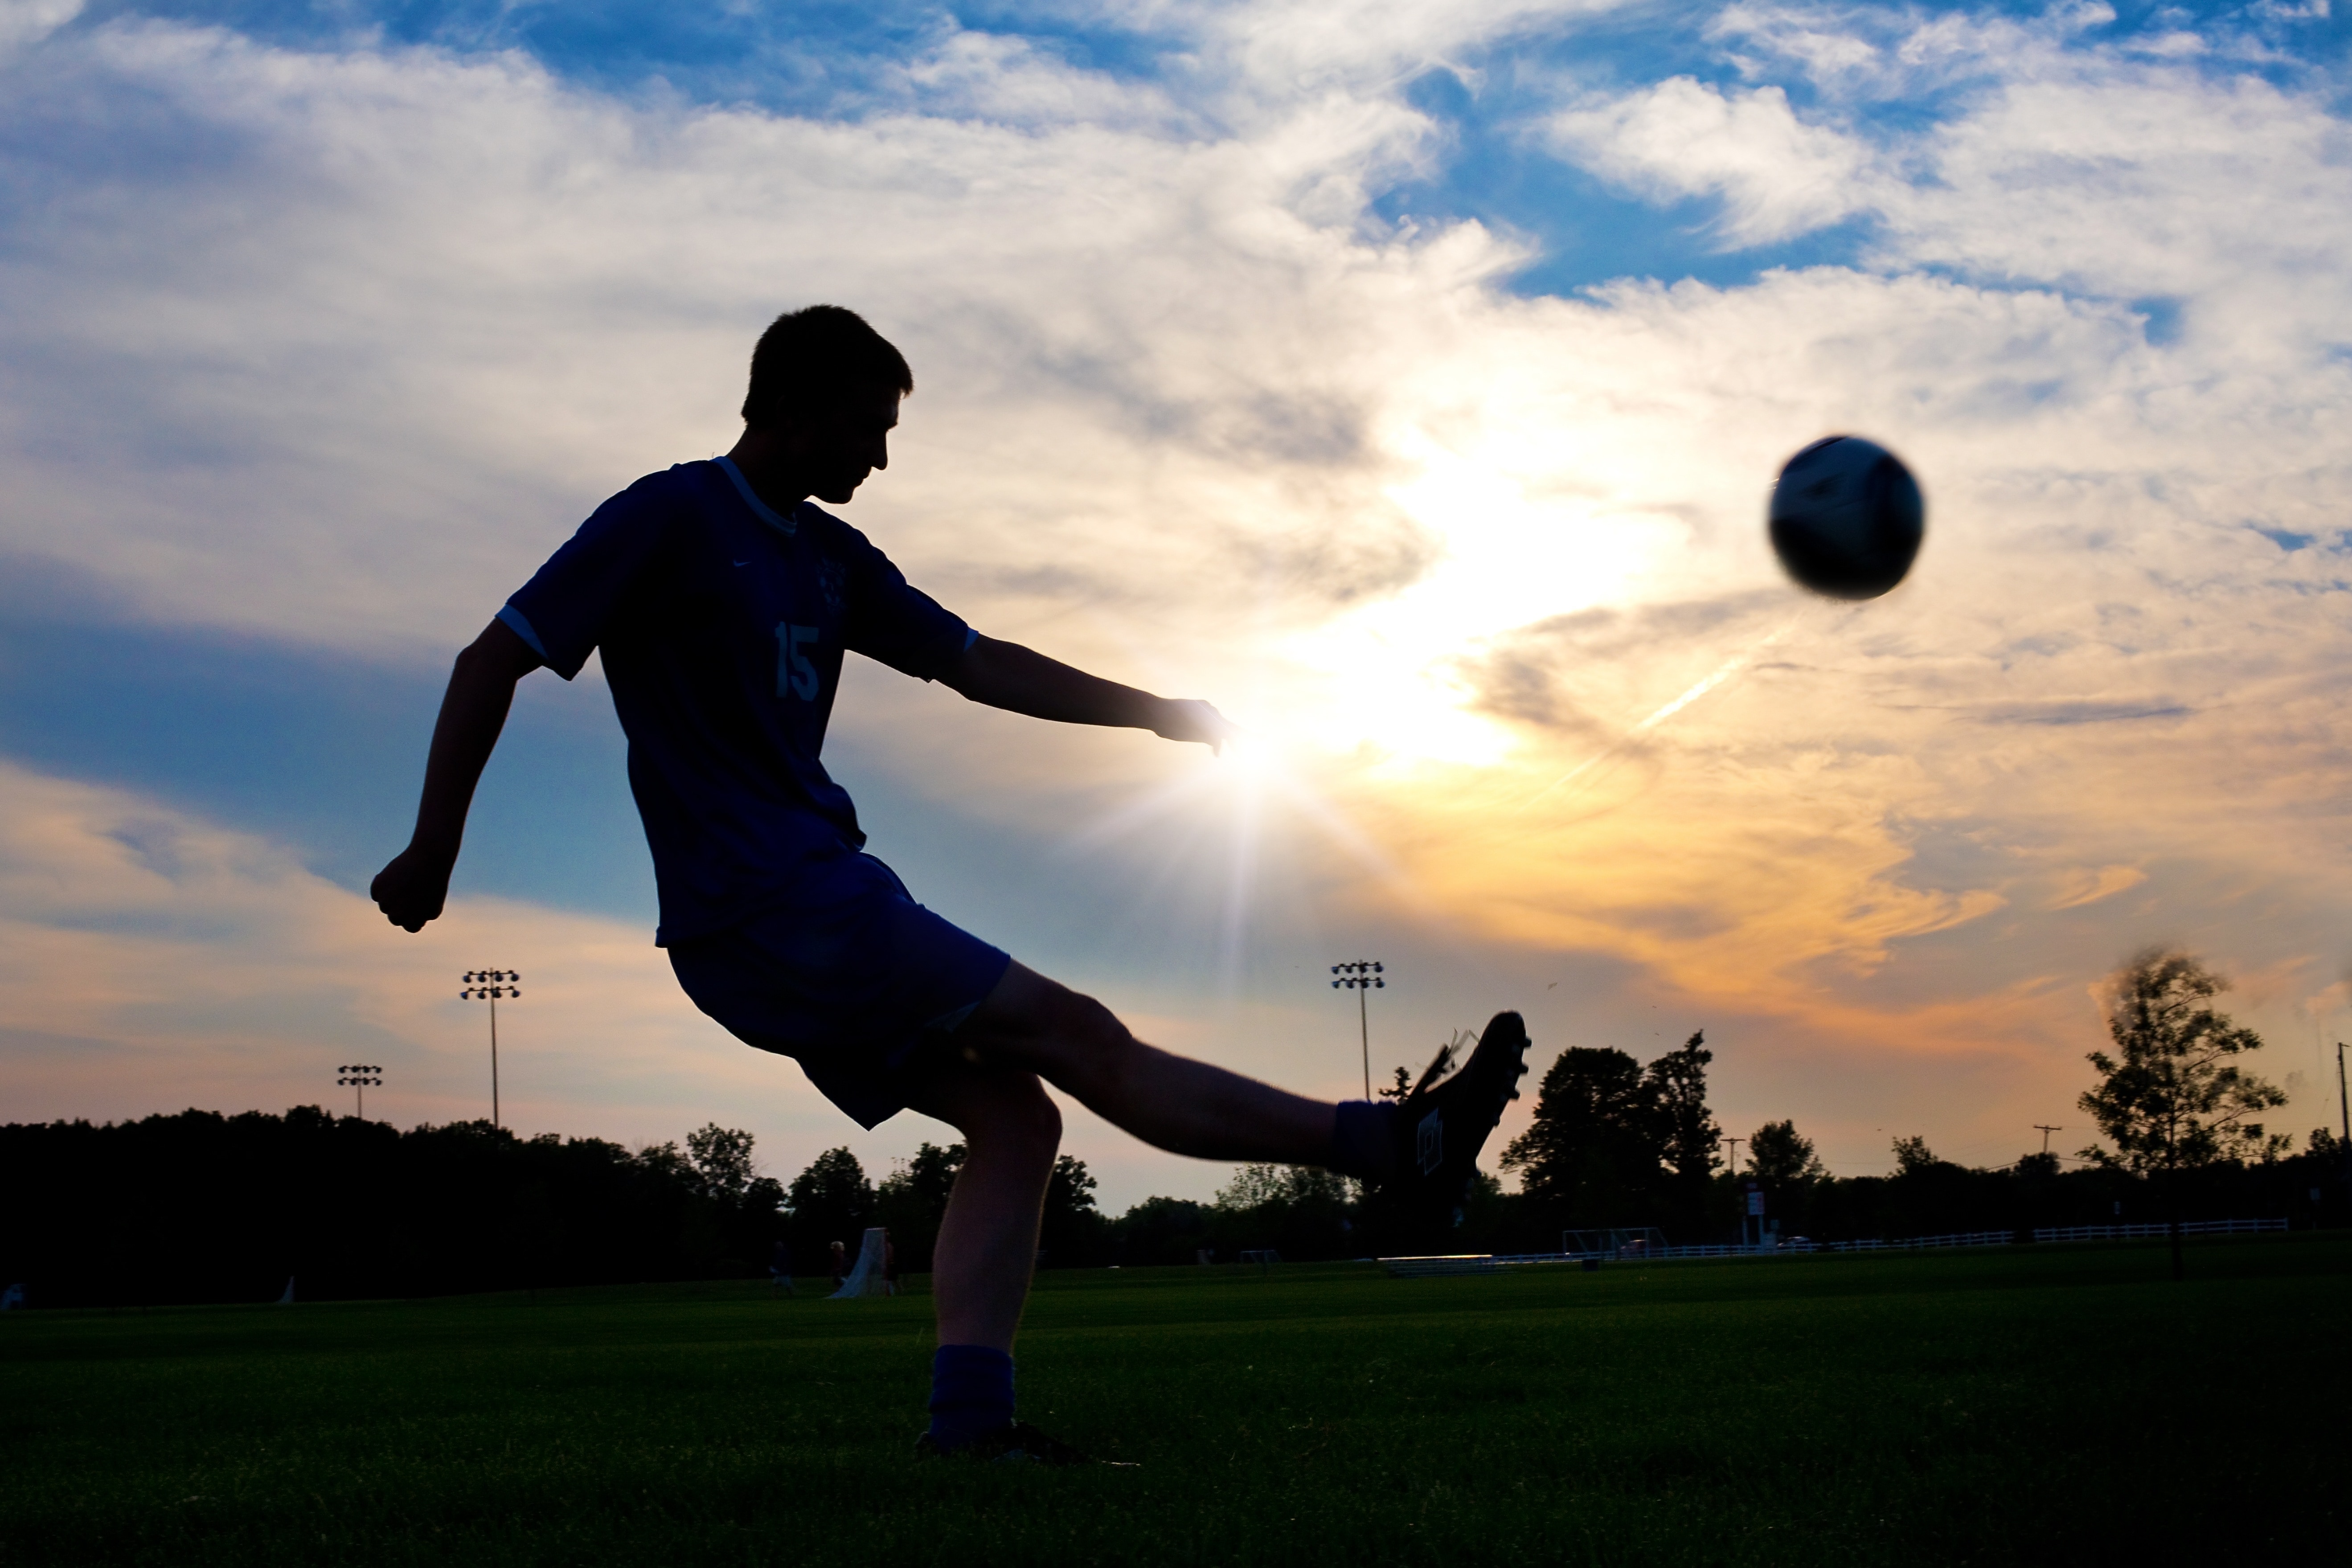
790, 385, 901, 506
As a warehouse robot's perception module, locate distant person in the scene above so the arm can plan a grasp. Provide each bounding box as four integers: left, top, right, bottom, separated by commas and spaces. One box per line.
882, 1232, 898, 1298
370, 304, 1529, 1463
828, 1238, 847, 1291
769, 1239, 794, 1296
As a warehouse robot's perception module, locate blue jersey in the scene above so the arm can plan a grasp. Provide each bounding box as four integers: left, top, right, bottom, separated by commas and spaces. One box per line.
500, 458, 974, 945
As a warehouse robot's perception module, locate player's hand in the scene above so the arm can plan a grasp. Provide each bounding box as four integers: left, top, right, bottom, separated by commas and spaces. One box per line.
371, 844, 455, 933
1152, 698, 1239, 754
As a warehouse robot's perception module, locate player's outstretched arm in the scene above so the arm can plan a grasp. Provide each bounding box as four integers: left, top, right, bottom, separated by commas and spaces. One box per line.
940, 634, 1235, 751
370, 618, 543, 932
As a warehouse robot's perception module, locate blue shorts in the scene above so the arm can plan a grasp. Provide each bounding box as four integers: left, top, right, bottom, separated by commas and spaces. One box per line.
667, 852, 1012, 1129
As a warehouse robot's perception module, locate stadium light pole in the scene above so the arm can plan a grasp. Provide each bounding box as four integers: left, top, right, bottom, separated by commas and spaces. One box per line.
460, 970, 521, 1128
1330, 961, 1384, 1101
336, 1064, 383, 1121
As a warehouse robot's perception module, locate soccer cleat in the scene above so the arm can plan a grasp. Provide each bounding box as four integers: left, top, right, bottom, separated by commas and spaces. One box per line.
1388, 1011, 1531, 1226
914, 1421, 1125, 1467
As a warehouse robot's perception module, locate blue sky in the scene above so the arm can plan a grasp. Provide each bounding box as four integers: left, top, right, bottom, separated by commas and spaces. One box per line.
5, 0, 2352, 1205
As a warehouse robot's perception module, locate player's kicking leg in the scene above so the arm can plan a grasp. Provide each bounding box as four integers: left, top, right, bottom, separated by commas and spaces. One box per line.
899, 959, 1529, 1463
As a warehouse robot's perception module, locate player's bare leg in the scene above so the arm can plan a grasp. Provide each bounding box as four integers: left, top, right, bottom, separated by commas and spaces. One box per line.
902, 1053, 1061, 1353
952, 961, 1338, 1163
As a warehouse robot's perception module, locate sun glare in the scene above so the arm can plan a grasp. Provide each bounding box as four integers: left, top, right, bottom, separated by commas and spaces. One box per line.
1279, 427, 1683, 767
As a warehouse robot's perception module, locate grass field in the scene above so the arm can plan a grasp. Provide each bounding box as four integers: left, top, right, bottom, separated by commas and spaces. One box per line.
4, 1236, 2346, 1565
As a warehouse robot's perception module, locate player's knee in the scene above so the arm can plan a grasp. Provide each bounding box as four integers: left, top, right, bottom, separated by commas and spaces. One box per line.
1046, 988, 1146, 1097
974, 1071, 1061, 1163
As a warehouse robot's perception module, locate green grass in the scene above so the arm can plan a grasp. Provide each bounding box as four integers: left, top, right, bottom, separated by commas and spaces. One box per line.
4, 1237, 2346, 1565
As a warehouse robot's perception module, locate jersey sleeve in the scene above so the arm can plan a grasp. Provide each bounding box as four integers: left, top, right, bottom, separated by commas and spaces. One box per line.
501, 476, 678, 680
836, 523, 975, 682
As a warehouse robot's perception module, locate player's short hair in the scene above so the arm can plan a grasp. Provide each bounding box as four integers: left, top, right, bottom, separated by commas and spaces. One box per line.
741, 305, 914, 428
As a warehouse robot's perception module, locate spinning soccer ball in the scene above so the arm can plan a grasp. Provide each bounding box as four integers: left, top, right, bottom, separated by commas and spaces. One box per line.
1767, 435, 1925, 601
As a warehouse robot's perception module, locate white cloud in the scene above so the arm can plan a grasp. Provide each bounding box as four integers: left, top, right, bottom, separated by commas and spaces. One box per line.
0, 0, 78, 56
1548, 78, 1876, 246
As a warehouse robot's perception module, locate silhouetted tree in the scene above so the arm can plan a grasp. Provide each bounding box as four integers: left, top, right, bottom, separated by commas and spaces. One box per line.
2080, 950, 2289, 1277
787, 1147, 873, 1260
1649, 1033, 1721, 1183
1039, 1154, 1110, 1265
873, 1142, 964, 1273
1646, 1032, 1721, 1233
1750, 1120, 1826, 1187
1108, 1195, 1209, 1265
1500, 1047, 1663, 1231
686, 1124, 757, 1199
1891, 1135, 1951, 1177
1205, 1163, 1358, 1259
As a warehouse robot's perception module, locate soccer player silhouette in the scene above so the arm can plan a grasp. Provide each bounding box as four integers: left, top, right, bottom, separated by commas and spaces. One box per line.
372, 305, 1528, 1463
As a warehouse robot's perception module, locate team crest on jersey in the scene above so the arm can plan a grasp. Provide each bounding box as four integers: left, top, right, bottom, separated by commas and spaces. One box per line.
818, 557, 848, 613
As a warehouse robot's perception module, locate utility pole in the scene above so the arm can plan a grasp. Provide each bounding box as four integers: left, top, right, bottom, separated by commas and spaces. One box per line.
2033, 1124, 2062, 1155
461, 970, 521, 1127
1723, 1135, 1744, 1174
337, 1064, 383, 1121
2336, 1043, 2348, 1153
1330, 961, 1384, 1101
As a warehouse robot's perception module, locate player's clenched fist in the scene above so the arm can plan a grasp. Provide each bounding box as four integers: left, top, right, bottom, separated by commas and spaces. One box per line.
371, 846, 452, 932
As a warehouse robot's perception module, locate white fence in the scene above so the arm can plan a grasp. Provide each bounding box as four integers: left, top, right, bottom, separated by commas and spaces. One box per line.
2033, 1217, 2286, 1243
1827, 1229, 2016, 1253
1381, 1216, 2293, 1276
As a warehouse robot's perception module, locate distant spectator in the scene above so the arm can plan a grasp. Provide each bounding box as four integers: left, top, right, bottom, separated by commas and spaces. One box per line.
769, 1240, 794, 1296
883, 1232, 898, 1297
829, 1239, 847, 1290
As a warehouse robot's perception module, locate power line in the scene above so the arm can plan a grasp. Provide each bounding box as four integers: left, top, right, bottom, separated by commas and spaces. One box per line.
2033, 1124, 2063, 1155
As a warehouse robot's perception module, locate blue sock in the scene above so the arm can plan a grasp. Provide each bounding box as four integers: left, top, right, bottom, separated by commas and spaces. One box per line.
1328, 1100, 1399, 1181
927, 1344, 1015, 1450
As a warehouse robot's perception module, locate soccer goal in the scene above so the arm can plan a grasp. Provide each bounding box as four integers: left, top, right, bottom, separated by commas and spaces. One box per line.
1562, 1227, 1668, 1261
828, 1227, 896, 1298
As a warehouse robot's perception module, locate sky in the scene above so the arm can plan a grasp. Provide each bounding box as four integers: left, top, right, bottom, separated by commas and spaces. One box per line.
4, 0, 2351, 1212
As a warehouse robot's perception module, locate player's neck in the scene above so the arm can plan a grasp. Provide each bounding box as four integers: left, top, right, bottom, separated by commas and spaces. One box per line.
723, 430, 813, 517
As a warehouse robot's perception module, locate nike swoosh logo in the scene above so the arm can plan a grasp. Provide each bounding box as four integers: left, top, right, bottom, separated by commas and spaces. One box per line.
732, 559, 751, 567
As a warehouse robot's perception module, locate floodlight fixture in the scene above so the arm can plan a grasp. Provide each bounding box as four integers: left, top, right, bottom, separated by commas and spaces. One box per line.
335, 1064, 383, 1120
460, 970, 523, 1127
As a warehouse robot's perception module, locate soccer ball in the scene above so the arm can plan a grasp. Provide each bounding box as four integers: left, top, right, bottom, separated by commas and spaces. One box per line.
1767, 435, 1925, 601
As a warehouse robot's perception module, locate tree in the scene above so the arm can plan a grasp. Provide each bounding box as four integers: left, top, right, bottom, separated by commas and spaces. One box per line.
1643, 1032, 1721, 1236
1647, 1032, 1721, 1186
685, 1124, 756, 1200
1109, 1195, 1209, 1265
1890, 1135, 1946, 1177
786, 1147, 873, 1259
1039, 1154, 1108, 1265
1750, 1120, 1826, 1187
2079, 949, 2290, 1277
1500, 1047, 1663, 1228
1206, 1162, 1357, 1259
873, 1141, 964, 1271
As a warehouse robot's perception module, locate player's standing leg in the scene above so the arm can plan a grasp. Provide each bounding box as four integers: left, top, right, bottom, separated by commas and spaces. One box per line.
900, 960, 1529, 1463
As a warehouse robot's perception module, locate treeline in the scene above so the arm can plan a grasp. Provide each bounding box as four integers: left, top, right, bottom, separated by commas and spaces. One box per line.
12, 949, 2346, 1306
0, 1109, 790, 1308
0, 1107, 1342, 1307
